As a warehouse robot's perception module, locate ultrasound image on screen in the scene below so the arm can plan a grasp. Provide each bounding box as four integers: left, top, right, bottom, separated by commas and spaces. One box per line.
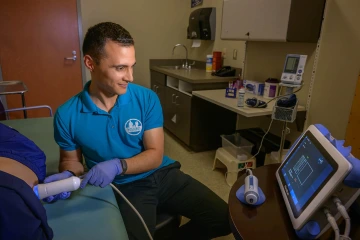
281, 134, 335, 217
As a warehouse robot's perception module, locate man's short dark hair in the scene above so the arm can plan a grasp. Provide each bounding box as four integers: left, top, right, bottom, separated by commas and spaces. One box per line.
82, 22, 134, 64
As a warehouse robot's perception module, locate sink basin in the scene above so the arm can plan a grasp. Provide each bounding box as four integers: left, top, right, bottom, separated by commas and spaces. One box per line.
159, 65, 201, 70
159, 65, 182, 70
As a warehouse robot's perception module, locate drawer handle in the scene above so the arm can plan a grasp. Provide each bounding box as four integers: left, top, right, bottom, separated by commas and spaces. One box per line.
172, 94, 176, 103
156, 86, 159, 93
175, 96, 179, 105
153, 84, 157, 92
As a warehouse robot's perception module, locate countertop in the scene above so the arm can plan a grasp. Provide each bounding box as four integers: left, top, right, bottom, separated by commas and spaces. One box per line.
150, 66, 236, 84
192, 89, 306, 117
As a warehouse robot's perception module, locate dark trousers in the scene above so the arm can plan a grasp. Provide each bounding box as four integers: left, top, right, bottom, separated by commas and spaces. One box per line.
113, 161, 231, 240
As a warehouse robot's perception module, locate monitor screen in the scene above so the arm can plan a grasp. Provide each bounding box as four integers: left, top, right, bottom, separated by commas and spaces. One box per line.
279, 132, 338, 218
284, 57, 299, 74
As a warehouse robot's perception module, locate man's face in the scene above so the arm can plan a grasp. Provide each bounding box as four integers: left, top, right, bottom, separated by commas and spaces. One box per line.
92, 40, 136, 96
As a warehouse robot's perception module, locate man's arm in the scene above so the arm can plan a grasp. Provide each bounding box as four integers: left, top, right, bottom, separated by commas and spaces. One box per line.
123, 127, 164, 174
59, 148, 84, 176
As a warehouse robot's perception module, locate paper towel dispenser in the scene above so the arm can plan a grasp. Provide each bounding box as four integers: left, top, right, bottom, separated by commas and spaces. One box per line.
187, 7, 216, 40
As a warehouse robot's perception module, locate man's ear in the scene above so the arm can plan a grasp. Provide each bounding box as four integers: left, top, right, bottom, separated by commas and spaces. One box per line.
84, 55, 96, 72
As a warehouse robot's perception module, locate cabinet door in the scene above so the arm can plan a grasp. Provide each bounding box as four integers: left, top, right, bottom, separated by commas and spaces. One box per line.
221, 0, 290, 41
164, 87, 177, 134
150, 81, 157, 93
150, 70, 166, 85
155, 84, 165, 108
175, 91, 192, 145
151, 81, 165, 107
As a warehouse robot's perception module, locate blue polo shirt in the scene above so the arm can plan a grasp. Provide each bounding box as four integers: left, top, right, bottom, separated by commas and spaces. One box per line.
54, 81, 175, 184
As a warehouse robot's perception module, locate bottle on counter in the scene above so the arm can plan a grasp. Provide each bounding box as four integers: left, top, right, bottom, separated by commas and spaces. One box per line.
237, 87, 245, 107
212, 51, 222, 72
234, 73, 243, 90
206, 54, 213, 72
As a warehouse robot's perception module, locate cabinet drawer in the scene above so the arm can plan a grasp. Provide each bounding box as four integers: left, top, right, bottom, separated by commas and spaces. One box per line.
151, 70, 166, 85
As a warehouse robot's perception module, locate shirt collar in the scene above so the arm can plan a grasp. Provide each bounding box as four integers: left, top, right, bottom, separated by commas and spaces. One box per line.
81, 81, 132, 113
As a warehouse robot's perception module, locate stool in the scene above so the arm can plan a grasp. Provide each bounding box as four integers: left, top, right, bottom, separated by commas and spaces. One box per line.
213, 148, 256, 186
154, 211, 181, 240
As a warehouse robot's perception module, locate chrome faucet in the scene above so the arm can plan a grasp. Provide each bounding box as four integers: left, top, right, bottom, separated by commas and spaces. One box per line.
172, 44, 188, 69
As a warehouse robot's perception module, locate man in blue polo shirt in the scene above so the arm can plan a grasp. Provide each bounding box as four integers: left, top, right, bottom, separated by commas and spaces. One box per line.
44, 22, 231, 240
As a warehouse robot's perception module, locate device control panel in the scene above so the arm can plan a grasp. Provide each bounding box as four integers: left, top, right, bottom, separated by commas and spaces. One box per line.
281, 54, 307, 85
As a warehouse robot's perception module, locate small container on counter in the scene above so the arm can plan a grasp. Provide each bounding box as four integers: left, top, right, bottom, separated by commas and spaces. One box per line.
206, 54, 213, 72
237, 87, 245, 107
212, 51, 222, 72
263, 78, 280, 99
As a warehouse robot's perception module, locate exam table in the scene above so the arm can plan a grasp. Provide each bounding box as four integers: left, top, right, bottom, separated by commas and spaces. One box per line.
1, 117, 129, 240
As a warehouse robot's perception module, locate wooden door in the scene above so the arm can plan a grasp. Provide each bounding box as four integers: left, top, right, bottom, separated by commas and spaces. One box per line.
0, 0, 83, 119
345, 74, 360, 158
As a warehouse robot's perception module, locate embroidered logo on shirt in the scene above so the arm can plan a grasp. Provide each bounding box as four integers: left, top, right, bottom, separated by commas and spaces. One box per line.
125, 119, 142, 135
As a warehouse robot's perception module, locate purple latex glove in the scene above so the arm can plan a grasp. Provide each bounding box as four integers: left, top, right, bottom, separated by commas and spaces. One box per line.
80, 159, 122, 188
42, 171, 74, 203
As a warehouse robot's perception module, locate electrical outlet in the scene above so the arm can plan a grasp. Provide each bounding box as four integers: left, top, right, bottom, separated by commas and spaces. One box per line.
233, 49, 237, 60
222, 48, 227, 58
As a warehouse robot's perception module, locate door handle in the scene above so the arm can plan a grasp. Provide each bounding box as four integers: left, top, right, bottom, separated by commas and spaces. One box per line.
156, 86, 159, 93
65, 56, 77, 61
172, 94, 176, 103
153, 84, 157, 92
64, 51, 77, 61
175, 96, 179, 105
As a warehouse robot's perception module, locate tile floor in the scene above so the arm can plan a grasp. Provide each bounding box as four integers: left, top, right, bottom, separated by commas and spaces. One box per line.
164, 131, 235, 240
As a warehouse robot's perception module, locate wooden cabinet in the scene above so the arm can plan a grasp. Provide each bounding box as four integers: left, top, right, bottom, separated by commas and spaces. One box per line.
221, 0, 326, 42
174, 91, 192, 145
150, 70, 166, 106
150, 69, 235, 151
164, 87, 191, 145
164, 87, 178, 134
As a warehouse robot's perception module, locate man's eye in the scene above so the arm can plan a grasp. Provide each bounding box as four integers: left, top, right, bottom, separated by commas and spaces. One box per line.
116, 67, 125, 71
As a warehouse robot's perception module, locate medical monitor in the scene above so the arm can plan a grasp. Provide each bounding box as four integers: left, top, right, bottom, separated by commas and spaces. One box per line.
280, 54, 307, 85
276, 125, 352, 230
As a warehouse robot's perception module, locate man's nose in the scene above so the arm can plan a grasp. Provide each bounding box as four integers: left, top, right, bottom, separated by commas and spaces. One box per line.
124, 68, 134, 82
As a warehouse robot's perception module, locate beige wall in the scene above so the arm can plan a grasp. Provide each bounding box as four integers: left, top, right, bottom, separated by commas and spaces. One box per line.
80, 1, 246, 87
79, 0, 360, 141
184, 1, 246, 69
244, 41, 316, 106
306, 0, 360, 139
80, 0, 189, 87
235, 0, 360, 143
